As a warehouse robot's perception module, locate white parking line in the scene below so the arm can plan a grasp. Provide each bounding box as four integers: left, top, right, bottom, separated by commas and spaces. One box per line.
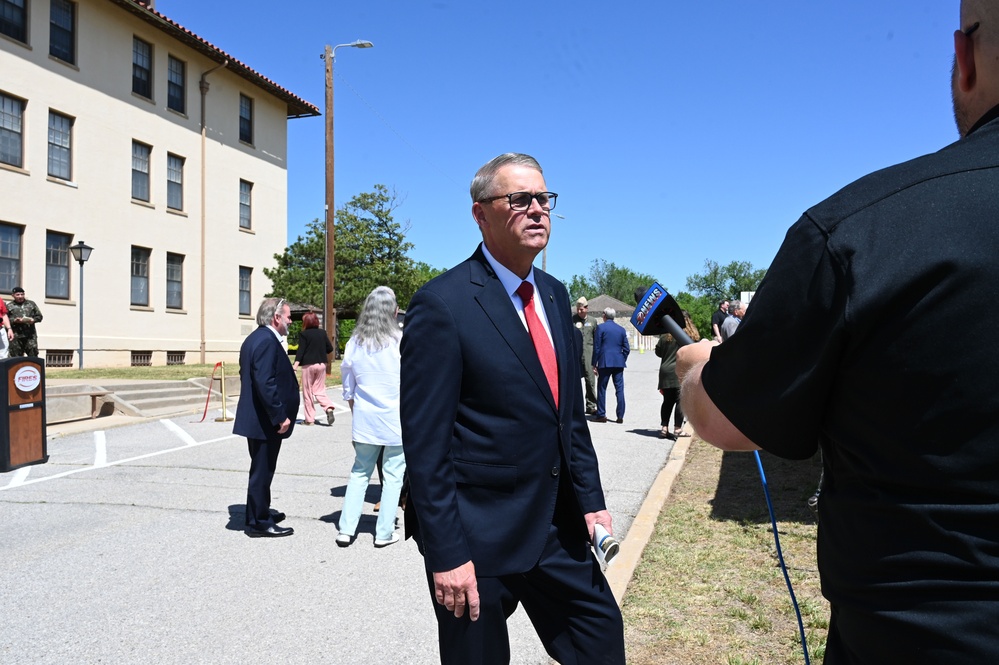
0, 433, 239, 491
160, 418, 198, 446
3, 466, 31, 488
94, 430, 107, 467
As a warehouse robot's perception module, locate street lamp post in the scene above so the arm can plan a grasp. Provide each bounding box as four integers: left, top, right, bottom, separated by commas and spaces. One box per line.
322, 39, 373, 356
68, 240, 93, 369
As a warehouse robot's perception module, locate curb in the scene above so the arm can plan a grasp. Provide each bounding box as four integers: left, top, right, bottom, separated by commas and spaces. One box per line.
607, 434, 693, 603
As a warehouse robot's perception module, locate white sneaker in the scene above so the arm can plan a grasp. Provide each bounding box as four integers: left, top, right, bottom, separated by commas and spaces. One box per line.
336, 532, 352, 547
374, 532, 400, 548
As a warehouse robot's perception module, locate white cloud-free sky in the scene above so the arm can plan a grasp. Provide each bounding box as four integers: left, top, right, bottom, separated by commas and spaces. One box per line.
158, 0, 961, 293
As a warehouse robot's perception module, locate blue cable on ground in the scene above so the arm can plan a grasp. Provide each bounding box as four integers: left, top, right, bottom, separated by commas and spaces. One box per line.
753, 450, 811, 665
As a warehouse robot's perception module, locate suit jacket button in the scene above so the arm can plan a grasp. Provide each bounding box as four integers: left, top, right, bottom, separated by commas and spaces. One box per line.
551, 467, 559, 477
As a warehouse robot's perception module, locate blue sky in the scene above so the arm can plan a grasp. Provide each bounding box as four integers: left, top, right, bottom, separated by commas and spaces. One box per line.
157, 0, 960, 294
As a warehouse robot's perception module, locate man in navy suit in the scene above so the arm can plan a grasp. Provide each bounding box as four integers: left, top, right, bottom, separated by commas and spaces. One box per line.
400, 153, 625, 664
233, 297, 300, 538
592, 308, 630, 424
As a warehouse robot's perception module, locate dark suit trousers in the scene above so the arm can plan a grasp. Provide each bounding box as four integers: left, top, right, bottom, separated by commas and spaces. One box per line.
245, 438, 282, 528
428, 481, 625, 665
596, 368, 625, 420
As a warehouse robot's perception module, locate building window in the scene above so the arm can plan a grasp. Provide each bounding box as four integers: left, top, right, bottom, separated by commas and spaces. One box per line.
0, 92, 24, 168
49, 0, 75, 64
45, 231, 71, 299
131, 141, 151, 201
167, 153, 184, 210
238, 266, 251, 316
239, 179, 252, 229
166, 252, 183, 309
239, 94, 253, 144
167, 55, 185, 114
131, 246, 150, 306
132, 37, 152, 99
47, 111, 73, 180
0, 0, 27, 43
0, 223, 21, 293
166, 351, 186, 365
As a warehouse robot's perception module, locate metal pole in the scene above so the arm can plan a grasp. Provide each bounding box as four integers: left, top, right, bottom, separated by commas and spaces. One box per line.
324, 44, 337, 356
77, 260, 84, 369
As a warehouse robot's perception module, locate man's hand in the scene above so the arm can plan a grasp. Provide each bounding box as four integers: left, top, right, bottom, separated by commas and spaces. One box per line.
277, 418, 291, 435
433, 560, 480, 621
584, 509, 613, 542
676, 339, 717, 382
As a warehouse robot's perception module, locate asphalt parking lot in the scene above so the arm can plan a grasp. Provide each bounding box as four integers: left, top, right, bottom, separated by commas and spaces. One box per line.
1, 350, 677, 664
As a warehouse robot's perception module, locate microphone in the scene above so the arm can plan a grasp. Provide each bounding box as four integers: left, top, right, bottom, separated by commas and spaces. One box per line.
593, 523, 619, 567
631, 283, 693, 346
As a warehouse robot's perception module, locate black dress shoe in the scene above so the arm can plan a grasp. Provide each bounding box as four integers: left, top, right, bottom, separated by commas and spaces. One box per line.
246, 525, 294, 538
615, 418, 624, 424
270, 511, 286, 524
592, 416, 608, 423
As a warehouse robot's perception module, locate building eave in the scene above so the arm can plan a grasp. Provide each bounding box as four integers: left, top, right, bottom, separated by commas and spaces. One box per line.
107, 0, 321, 119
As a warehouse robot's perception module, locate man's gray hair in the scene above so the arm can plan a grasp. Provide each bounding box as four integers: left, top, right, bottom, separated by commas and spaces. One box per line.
603, 308, 616, 319
352, 286, 401, 352
256, 297, 288, 326
470, 153, 543, 202
729, 300, 743, 313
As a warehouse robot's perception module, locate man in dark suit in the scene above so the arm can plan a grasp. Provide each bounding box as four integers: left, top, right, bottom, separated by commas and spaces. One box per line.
233, 297, 300, 538
400, 153, 625, 664
592, 308, 630, 424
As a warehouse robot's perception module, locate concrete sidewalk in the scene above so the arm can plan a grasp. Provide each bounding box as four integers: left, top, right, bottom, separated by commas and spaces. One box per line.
2, 350, 688, 664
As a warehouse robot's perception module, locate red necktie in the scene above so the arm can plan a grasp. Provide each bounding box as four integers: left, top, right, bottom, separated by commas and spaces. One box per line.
516, 281, 559, 408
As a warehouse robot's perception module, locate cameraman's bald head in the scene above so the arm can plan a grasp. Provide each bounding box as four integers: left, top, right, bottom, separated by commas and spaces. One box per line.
953, 0, 999, 136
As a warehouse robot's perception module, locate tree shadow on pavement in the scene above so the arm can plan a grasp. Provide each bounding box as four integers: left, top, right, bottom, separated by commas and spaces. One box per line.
709, 450, 822, 525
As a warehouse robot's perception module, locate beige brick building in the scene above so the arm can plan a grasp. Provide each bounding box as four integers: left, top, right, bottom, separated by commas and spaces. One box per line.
0, 0, 318, 367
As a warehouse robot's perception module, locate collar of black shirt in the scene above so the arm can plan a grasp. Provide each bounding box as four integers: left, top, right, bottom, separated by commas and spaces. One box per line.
967, 102, 999, 136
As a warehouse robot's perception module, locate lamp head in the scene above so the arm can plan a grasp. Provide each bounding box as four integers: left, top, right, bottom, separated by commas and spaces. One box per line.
69, 240, 93, 265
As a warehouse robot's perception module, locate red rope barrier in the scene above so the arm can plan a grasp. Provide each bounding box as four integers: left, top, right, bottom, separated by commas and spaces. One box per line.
196, 362, 223, 423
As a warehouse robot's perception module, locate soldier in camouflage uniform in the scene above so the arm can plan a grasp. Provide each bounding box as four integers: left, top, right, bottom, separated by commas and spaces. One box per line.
6, 286, 43, 357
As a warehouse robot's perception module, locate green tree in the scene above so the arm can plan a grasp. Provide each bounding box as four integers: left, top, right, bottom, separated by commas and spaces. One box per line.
684, 259, 767, 301
564, 259, 660, 305
264, 185, 443, 319
674, 292, 714, 341
264, 218, 326, 309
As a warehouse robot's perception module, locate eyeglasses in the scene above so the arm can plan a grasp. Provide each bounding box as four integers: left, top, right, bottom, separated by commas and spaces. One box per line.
478, 191, 558, 211
964, 21, 980, 37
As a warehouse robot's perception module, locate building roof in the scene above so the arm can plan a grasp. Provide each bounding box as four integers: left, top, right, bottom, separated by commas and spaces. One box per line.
586, 294, 635, 316
109, 0, 320, 118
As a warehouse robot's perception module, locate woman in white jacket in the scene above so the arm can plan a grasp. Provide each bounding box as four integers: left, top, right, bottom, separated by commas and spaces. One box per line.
336, 286, 405, 548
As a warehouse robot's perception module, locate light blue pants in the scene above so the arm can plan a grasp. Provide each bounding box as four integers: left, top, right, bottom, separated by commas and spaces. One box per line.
338, 442, 406, 541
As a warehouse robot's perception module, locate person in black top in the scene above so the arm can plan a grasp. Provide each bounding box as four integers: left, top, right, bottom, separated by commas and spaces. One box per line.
677, 3, 999, 662
292, 311, 336, 426
709, 300, 728, 342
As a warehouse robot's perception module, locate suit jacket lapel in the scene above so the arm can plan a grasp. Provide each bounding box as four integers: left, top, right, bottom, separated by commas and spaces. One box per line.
469, 251, 558, 413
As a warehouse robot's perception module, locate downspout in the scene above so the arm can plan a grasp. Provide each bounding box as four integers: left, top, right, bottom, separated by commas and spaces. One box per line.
199, 60, 228, 364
